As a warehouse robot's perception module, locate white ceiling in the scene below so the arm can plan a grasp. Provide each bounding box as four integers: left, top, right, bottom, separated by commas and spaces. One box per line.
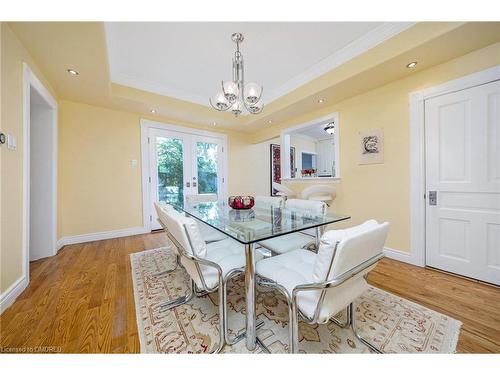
104, 22, 413, 107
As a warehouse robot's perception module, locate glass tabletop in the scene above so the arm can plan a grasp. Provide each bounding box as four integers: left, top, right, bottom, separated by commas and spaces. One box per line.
171, 200, 350, 245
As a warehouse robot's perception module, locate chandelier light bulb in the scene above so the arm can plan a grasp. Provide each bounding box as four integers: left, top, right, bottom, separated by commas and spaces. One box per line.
247, 100, 263, 114
222, 81, 239, 103
210, 91, 230, 111
231, 101, 242, 116
244, 82, 262, 105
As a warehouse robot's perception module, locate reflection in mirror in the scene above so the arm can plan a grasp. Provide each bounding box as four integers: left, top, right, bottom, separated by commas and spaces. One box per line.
282, 113, 339, 180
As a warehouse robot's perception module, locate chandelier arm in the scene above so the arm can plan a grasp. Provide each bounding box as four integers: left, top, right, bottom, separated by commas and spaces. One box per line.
209, 97, 229, 112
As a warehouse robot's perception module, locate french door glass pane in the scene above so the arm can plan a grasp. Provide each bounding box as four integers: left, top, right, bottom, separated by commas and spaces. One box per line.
196, 141, 218, 195
156, 137, 184, 206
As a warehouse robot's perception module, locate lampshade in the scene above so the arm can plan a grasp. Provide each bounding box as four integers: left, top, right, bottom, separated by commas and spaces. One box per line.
222, 81, 239, 103
244, 82, 262, 104
231, 101, 242, 116
247, 100, 263, 114
212, 92, 230, 111
324, 122, 335, 135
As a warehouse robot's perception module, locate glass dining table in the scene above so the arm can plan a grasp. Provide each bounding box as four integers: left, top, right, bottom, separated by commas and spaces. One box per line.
171, 200, 350, 351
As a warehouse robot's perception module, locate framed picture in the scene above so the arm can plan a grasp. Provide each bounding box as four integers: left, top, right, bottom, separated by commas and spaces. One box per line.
270, 144, 296, 195
359, 129, 384, 165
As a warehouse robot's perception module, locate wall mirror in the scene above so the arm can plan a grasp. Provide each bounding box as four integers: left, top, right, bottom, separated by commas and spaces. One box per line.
280, 112, 340, 181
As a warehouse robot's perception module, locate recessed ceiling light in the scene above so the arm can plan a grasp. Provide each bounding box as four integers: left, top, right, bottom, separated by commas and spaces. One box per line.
150, 109, 157, 114
268, 120, 273, 124
318, 98, 325, 104
212, 122, 217, 126
66, 69, 79, 76
406, 61, 418, 69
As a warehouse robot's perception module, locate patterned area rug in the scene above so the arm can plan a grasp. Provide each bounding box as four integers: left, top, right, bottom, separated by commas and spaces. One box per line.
130, 247, 461, 354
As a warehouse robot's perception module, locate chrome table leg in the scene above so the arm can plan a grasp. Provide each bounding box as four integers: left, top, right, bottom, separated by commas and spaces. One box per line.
244, 243, 257, 351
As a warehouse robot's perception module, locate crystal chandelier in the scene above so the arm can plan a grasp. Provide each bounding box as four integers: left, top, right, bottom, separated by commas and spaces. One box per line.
209, 33, 263, 116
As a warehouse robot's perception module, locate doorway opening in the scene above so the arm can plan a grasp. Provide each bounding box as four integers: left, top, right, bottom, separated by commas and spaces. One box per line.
23, 64, 58, 278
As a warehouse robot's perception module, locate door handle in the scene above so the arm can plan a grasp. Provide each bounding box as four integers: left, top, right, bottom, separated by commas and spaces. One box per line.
429, 191, 437, 206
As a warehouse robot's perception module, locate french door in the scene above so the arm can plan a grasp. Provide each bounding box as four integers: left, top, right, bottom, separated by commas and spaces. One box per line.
148, 127, 226, 230
425, 79, 500, 285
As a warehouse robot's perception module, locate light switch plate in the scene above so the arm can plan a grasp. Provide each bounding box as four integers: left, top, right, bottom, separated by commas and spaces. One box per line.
130, 159, 138, 167
7, 134, 17, 150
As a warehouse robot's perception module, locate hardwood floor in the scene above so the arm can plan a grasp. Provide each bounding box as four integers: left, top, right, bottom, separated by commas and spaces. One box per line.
1, 231, 499, 353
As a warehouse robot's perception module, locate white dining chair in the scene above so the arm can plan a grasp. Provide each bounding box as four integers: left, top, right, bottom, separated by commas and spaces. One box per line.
272, 182, 295, 198
256, 220, 390, 353
157, 207, 249, 353
258, 199, 327, 255
254, 195, 285, 208
301, 185, 336, 206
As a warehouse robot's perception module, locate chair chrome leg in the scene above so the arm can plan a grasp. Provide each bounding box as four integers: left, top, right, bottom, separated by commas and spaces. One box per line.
152, 254, 180, 277
159, 278, 194, 313
290, 300, 300, 354
212, 274, 226, 353
350, 302, 382, 353
329, 306, 351, 328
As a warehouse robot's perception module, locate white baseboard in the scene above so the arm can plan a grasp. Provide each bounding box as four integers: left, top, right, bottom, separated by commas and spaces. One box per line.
0, 275, 29, 315
57, 226, 149, 248
383, 247, 423, 267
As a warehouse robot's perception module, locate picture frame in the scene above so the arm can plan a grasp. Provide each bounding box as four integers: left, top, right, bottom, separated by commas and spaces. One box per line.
270, 144, 295, 195
359, 129, 384, 165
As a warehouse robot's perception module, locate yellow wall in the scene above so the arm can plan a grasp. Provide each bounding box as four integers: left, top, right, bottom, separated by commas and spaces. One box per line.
0, 24, 57, 294
58, 101, 144, 236
58, 100, 249, 238
249, 42, 500, 253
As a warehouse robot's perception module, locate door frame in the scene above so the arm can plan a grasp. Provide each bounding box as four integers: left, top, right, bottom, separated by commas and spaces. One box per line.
22, 63, 58, 284
408, 65, 500, 267
140, 119, 228, 232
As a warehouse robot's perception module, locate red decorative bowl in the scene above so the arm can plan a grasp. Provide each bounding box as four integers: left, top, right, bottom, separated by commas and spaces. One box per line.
228, 195, 255, 210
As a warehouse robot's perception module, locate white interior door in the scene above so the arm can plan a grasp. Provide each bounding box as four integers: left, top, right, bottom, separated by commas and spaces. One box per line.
425, 79, 500, 285
148, 128, 226, 230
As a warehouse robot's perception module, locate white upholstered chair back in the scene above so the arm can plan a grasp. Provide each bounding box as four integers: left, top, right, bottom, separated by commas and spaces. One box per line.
162, 210, 210, 288
301, 185, 336, 202
305, 220, 389, 323
285, 198, 326, 215
254, 195, 284, 208
272, 182, 295, 198
185, 194, 218, 204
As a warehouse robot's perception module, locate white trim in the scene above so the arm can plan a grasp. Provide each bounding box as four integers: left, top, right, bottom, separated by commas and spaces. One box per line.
408, 65, 500, 268
20, 63, 58, 299
57, 226, 149, 248
383, 247, 421, 267
0, 276, 29, 314
107, 23, 414, 109
140, 119, 229, 232
280, 111, 340, 180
